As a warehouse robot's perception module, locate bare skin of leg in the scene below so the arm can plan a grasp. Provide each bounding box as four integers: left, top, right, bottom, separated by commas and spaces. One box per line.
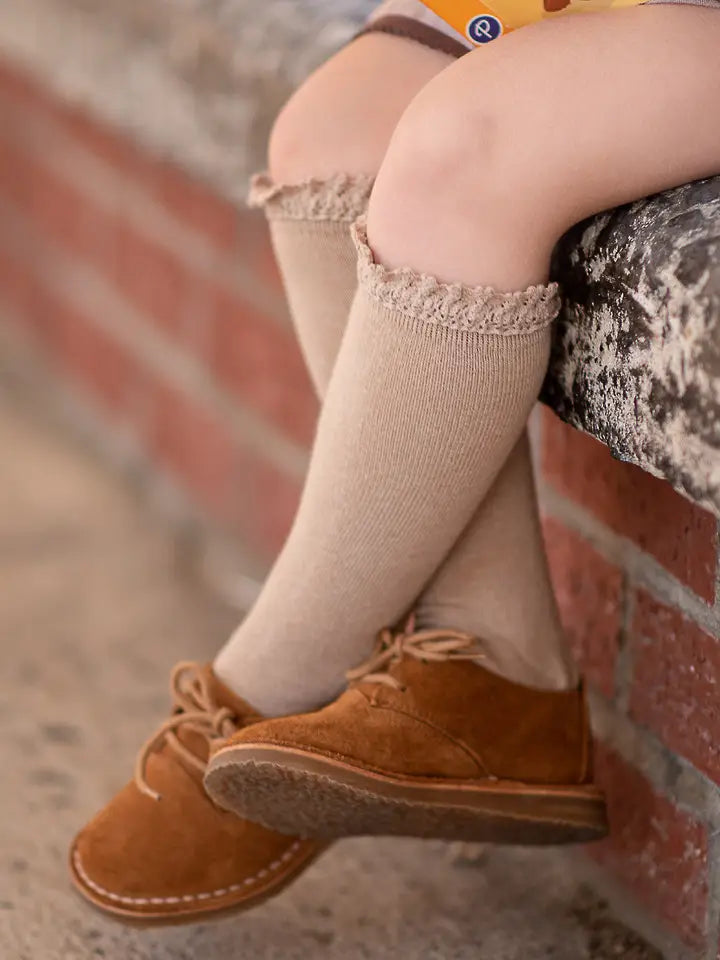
368, 6, 720, 292
268, 33, 453, 182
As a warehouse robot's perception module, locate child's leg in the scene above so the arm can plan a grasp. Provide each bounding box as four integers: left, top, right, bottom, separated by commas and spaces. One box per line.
238, 31, 573, 698
253, 33, 451, 392
71, 37, 458, 920
206, 4, 720, 842
368, 5, 720, 289
216, 5, 720, 719
357, 3, 720, 683
218, 33, 483, 714
216, 53, 562, 716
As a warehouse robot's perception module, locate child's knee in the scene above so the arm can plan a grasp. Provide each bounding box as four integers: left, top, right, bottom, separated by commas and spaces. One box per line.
267, 85, 362, 185
368, 93, 512, 244
269, 35, 450, 186
370, 38, 590, 239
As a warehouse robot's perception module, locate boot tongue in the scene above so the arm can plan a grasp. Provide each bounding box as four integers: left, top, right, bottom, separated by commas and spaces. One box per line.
173, 665, 264, 770
204, 665, 264, 728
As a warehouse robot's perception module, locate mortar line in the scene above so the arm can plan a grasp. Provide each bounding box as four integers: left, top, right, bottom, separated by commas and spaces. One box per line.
540, 479, 720, 637
589, 691, 720, 829
0, 89, 293, 330
0, 315, 274, 588
570, 852, 696, 960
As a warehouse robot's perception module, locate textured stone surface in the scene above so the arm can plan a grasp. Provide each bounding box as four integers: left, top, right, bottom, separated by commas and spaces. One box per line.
0, 386, 664, 960
1, 0, 719, 512
544, 179, 720, 515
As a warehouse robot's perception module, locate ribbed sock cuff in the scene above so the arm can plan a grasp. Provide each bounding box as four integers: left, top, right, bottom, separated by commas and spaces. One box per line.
352, 218, 561, 335
248, 173, 374, 223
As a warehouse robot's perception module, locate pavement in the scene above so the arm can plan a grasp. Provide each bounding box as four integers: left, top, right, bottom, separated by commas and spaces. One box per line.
0, 386, 664, 960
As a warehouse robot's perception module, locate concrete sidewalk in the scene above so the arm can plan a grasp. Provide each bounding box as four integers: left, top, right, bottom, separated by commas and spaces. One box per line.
0, 388, 663, 960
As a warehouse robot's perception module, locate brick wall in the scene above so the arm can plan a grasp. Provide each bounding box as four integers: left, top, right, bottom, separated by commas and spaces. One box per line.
0, 60, 315, 566
2, 59, 719, 958
540, 413, 720, 955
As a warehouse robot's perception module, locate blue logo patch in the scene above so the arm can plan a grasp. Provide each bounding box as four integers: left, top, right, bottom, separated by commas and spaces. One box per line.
466, 14, 504, 43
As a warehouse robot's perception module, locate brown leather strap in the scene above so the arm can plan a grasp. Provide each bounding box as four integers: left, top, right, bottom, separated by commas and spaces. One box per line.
355, 15, 470, 60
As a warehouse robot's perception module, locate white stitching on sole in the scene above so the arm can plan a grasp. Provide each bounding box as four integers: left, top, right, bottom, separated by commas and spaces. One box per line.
72, 840, 303, 908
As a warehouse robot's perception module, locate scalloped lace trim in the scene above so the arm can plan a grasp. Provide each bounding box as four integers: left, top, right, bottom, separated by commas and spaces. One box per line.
352, 219, 561, 335
248, 173, 374, 222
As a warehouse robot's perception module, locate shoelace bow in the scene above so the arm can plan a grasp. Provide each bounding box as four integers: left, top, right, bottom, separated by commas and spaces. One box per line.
134, 661, 239, 801
345, 624, 485, 691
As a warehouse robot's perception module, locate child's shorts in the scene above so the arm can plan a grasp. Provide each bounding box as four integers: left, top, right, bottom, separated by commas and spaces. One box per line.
363, 0, 720, 57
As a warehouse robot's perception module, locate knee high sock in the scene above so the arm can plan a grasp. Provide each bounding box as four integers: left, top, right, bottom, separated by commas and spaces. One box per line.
248, 173, 374, 393
215, 205, 565, 716
414, 434, 576, 688
256, 175, 573, 689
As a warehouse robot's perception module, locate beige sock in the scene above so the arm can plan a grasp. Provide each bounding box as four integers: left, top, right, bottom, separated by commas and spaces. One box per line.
215, 216, 562, 715
248, 173, 374, 393
414, 434, 577, 689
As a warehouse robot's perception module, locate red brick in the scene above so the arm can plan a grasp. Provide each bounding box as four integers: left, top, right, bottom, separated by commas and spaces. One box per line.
55, 108, 237, 250
541, 411, 717, 602
0, 134, 197, 333
149, 161, 239, 251
24, 161, 79, 243
42, 292, 139, 414
142, 376, 301, 552
0, 139, 117, 276
543, 518, 622, 697
0, 61, 52, 117
37, 95, 158, 186
30, 162, 115, 269
233, 450, 302, 560
112, 221, 190, 334
0, 243, 40, 322
0, 138, 36, 210
0, 235, 75, 350
143, 380, 237, 518
0, 86, 52, 160
0, 59, 156, 183
208, 285, 317, 447
591, 745, 709, 948
629, 591, 720, 784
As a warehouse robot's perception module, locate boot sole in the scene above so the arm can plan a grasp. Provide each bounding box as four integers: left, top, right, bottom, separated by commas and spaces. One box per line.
206, 745, 609, 845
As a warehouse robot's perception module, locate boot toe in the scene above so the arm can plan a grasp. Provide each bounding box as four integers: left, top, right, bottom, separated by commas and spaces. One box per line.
70, 753, 317, 923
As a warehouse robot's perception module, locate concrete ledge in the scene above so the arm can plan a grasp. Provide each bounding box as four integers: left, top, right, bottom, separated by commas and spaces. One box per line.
544, 179, 720, 516
3, 0, 719, 513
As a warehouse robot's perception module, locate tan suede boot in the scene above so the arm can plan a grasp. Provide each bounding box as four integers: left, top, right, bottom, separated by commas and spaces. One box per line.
205, 628, 607, 845
69, 663, 324, 924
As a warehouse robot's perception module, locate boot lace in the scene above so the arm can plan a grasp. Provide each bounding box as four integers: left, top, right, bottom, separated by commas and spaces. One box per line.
134, 661, 239, 801
345, 623, 485, 691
